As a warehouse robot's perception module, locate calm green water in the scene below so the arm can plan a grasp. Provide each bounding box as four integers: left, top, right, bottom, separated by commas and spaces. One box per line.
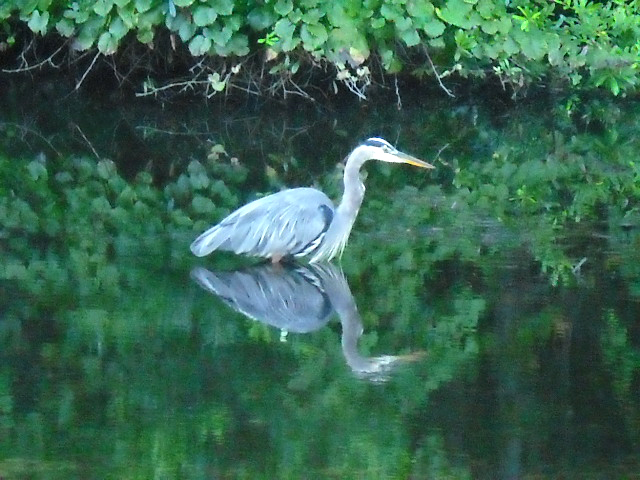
2, 86, 640, 479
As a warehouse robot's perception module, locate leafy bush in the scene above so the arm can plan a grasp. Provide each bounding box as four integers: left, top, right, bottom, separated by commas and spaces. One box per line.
2, 0, 640, 97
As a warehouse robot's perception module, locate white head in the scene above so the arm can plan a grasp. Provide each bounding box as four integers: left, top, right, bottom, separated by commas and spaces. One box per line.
354, 137, 435, 168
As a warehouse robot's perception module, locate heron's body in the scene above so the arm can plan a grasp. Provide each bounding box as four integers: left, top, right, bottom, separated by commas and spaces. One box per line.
190, 137, 433, 263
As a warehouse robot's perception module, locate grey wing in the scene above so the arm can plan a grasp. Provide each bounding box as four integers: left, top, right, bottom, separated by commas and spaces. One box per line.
190, 187, 335, 259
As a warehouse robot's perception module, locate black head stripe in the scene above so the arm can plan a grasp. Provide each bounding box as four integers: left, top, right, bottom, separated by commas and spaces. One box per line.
363, 137, 393, 149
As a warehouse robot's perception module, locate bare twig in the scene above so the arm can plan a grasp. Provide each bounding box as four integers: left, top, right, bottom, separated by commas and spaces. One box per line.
1, 122, 62, 157
75, 51, 101, 91
572, 257, 587, 275
74, 124, 100, 159
423, 46, 455, 98
135, 79, 208, 97
3, 41, 68, 73
435, 143, 450, 165
134, 126, 215, 137
394, 76, 402, 110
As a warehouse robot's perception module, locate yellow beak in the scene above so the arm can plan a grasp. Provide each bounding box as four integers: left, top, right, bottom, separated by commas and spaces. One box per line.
395, 151, 435, 169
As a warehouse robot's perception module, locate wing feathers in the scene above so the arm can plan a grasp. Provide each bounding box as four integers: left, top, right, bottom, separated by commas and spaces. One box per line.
190, 188, 334, 259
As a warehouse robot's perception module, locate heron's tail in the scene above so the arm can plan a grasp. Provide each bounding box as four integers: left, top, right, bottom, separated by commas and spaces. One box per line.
190, 225, 229, 257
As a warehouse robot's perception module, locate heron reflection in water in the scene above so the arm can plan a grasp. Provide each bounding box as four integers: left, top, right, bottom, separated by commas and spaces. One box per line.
191, 263, 423, 379
190, 138, 434, 263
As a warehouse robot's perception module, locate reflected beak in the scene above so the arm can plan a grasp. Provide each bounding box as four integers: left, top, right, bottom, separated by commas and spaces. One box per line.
395, 151, 435, 169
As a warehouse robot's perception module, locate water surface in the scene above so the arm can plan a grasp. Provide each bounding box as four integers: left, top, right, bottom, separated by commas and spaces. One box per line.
1, 88, 639, 478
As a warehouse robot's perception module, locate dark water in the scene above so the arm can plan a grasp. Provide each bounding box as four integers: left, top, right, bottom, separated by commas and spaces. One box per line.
1, 86, 640, 479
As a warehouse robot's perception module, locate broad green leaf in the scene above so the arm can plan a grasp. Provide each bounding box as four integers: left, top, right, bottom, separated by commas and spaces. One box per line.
63, 5, 89, 23
301, 8, 323, 24
74, 32, 96, 50
109, 16, 129, 40
547, 34, 563, 66
117, 4, 138, 29
189, 34, 211, 55
274, 18, 298, 51
114, 0, 130, 7
371, 17, 385, 29
56, 17, 75, 36
97, 160, 116, 179
38, 0, 54, 11
396, 17, 412, 31
496, 15, 512, 34
18, 0, 39, 16
423, 18, 445, 37
27, 10, 49, 35
172, 0, 193, 6
215, 0, 233, 16
326, 3, 351, 28
476, 0, 495, 19
300, 22, 328, 50
225, 14, 242, 31
208, 73, 226, 92
93, 0, 114, 17
380, 3, 402, 21
178, 18, 195, 42
227, 33, 250, 56
437, 0, 474, 29
75, 17, 106, 49
165, 10, 183, 29
480, 19, 498, 34
139, 7, 163, 30
193, 6, 217, 27
274, 0, 293, 16
27, 161, 47, 181
97, 31, 117, 54
137, 28, 154, 44
406, 0, 434, 19
134, 0, 152, 12
192, 195, 216, 214
429, 36, 445, 49
380, 47, 401, 72
288, 8, 302, 24
204, 25, 232, 46
247, 7, 277, 30
328, 26, 369, 59
482, 41, 501, 59
400, 27, 421, 47
511, 27, 546, 60
501, 35, 519, 55
307, 22, 328, 44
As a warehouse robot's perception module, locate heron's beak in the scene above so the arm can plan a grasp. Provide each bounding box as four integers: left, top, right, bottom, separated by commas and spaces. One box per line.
395, 151, 435, 169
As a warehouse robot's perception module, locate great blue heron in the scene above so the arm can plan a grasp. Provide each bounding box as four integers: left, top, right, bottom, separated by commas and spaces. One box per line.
190, 137, 434, 263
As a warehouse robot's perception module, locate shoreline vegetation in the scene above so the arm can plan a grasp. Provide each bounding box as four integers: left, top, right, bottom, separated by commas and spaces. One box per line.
1, 0, 640, 100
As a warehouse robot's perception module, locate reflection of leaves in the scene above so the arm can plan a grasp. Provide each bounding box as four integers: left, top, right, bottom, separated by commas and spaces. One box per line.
601, 310, 640, 400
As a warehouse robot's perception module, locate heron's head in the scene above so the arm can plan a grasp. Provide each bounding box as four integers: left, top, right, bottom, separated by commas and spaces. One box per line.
359, 137, 435, 169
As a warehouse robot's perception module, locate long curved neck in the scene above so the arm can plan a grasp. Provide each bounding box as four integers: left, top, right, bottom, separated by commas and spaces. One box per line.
336, 153, 367, 223
310, 152, 368, 262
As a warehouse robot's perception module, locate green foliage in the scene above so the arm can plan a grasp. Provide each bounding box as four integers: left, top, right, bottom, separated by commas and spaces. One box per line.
3, 0, 640, 95
0, 146, 247, 302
